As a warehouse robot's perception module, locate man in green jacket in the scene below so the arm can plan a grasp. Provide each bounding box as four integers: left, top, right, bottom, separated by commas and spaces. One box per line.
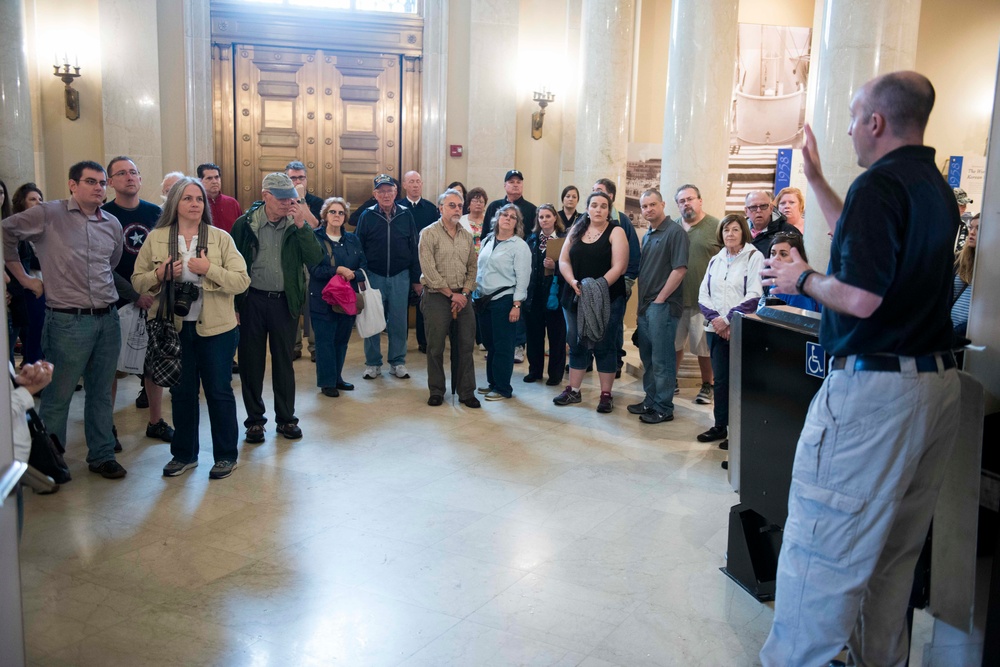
231, 172, 323, 443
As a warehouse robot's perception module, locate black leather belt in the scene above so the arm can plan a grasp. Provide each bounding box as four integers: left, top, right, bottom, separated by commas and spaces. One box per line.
831, 352, 956, 373
48, 306, 113, 316
249, 287, 286, 299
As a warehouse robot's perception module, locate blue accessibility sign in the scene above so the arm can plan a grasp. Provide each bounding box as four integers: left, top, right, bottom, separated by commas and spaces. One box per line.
806, 341, 826, 379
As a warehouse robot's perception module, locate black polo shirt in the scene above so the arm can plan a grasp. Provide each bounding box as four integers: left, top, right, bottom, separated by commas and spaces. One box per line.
820, 145, 958, 357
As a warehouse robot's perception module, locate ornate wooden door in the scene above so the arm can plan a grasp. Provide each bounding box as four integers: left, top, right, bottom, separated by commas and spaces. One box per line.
229, 44, 403, 213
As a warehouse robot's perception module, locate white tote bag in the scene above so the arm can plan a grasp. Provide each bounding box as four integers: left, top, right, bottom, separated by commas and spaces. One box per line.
117, 304, 149, 374
354, 269, 387, 338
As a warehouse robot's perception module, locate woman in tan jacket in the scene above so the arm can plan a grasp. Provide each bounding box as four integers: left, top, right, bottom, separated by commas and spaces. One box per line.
132, 177, 250, 480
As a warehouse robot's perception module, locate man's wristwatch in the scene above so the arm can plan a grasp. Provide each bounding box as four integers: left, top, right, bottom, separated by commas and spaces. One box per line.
796, 269, 817, 296
513, 303, 521, 309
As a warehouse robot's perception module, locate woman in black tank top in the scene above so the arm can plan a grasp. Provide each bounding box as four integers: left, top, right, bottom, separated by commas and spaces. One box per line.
555, 190, 629, 414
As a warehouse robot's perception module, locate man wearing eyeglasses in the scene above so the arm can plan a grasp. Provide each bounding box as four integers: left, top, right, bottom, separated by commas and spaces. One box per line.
674, 184, 721, 407
285, 160, 321, 361
418, 188, 480, 408
746, 189, 797, 256
285, 160, 322, 227
104, 156, 174, 448
2, 160, 128, 479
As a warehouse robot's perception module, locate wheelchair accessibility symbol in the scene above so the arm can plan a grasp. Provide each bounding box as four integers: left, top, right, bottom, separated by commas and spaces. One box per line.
806, 342, 826, 379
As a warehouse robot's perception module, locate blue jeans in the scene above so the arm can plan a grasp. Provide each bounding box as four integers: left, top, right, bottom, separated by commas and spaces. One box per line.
708, 331, 730, 428
363, 270, 409, 367
40, 309, 121, 465
479, 295, 516, 397
636, 303, 680, 414
565, 297, 625, 373
171, 323, 239, 464
313, 312, 355, 388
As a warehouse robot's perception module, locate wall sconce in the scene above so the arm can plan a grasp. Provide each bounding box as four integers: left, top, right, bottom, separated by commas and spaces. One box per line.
53, 54, 81, 121
531, 89, 555, 140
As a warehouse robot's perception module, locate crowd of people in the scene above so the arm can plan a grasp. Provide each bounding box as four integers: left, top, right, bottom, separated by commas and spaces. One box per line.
0, 150, 865, 487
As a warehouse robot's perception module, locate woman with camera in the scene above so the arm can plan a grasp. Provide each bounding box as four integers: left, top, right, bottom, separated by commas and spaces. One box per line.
132, 177, 250, 480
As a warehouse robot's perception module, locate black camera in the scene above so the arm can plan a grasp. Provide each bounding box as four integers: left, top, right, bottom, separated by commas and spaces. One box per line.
174, 282, 201, 317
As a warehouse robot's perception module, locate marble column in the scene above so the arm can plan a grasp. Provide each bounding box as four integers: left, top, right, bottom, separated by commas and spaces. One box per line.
804, 0, 921, 271
558, 0, 583, 189
184, 0, 214, 175
100, 0, 164, 191
659, 0, 738, 218
0, 0, 36, 188
574, 0, 635, 196
420, 0, 448, 196
466, 0, 518, 192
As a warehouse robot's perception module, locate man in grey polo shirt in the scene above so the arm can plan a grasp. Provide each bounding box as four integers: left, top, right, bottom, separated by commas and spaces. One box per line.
3, 160, 127, 478
628, 189, 689, 424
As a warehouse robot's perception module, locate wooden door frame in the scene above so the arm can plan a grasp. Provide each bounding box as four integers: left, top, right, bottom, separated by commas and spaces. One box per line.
210, 2, 422, 200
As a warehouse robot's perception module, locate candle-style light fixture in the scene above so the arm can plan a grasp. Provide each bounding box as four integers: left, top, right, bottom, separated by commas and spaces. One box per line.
531, 88, 555, 140
53, 53, 82, 121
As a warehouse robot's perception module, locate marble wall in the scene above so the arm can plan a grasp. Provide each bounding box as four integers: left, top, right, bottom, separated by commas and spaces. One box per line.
100, 0, 164, 198
465, 0, 520, 199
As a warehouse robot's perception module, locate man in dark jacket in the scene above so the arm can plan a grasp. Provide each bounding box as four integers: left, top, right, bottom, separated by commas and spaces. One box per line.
746, 190, 798, 255
482, 169, 537, 239
355, 174, 422, 380
401, 170, 439, 353
230, 172, 323, 443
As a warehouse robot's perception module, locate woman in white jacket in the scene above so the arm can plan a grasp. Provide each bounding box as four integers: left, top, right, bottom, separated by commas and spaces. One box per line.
697, 214, 763, 452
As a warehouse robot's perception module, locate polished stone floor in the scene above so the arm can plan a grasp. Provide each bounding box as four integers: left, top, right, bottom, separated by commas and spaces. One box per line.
18, 333, 933, 666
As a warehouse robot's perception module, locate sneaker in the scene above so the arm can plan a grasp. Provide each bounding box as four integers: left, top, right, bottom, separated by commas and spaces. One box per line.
88, 460, 127, 479
112, 425, 123, 453
640, 410, 673, 424
245, 424, 265, 443
674, 384, 680, 395
553, 386, 581, 406
513, 346, 525, 364
363, 366, 382, 379
477, 386, 493, 394
484, 391, 509, 401
697, 425, 727, 442
209, 460, 237, 480
597, 392, 614, 413
276, 423, 303, 439
694, 382, 713, 404
146, 419, 175, 443
135, 386, 149, 409
626, 401, 651, 415
390, 364, 410, 379
162, 458, 198, 477
478, 343, 487, 352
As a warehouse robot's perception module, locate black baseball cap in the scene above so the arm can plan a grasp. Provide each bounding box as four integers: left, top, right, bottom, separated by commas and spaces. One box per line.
504, 169, 524, 182
373, 174, 395, 188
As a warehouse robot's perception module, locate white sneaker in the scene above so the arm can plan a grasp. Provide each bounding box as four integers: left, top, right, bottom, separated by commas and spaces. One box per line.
478, 343, 487, 352
513, 346, 525, 363
391, 364, 410, 379
363, 366, 382, 379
